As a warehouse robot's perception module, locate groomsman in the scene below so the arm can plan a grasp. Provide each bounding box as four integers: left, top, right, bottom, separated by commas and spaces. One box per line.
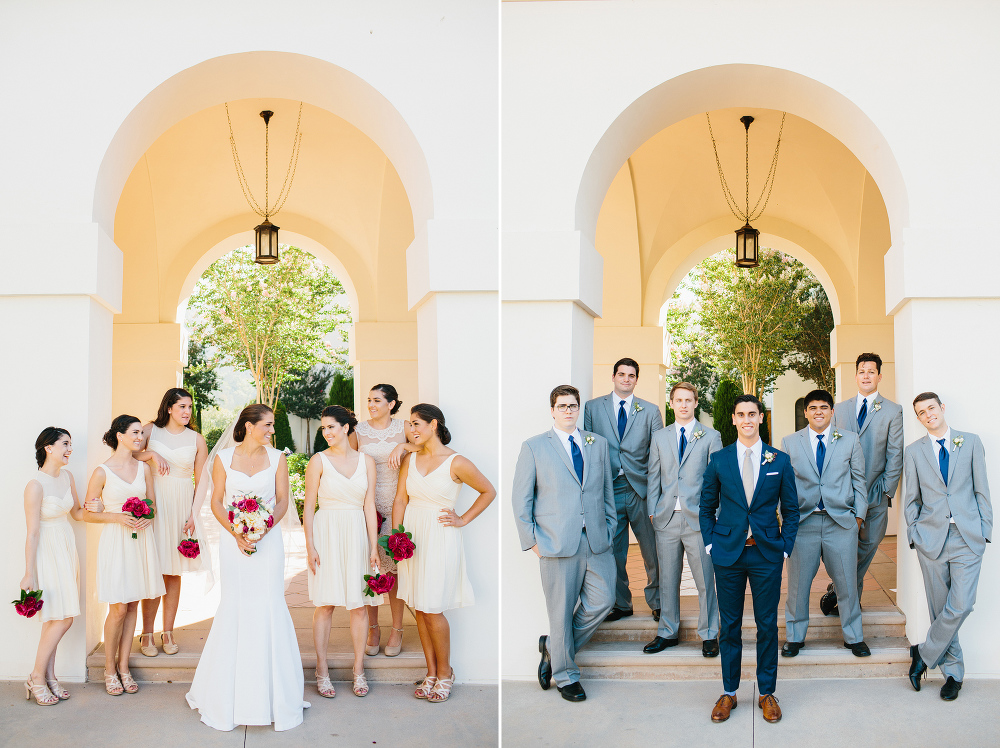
644, 382, 723, 656
780, 390, 870, 658
830, 353, 903, 611
905, 392, 992, 701
700, 395, 799, 724
512, 384, 617, 702
583, 358, 663, 621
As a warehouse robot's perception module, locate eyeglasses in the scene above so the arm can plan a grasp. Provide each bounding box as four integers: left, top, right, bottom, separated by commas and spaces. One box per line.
554, 404, 580, 413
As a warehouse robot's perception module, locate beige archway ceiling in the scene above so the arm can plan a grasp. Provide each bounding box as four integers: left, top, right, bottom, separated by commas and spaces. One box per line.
114, 98, 415, 326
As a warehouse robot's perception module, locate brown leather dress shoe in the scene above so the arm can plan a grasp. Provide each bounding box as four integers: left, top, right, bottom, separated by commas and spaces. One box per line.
711, 694, 737, 722
758, 694, 782, 723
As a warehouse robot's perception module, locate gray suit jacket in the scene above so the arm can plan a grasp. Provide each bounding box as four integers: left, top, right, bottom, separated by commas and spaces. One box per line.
781, 427, 867, 529
647, 423, 723, 532
511, 429, 617, 557
834, 394, 904, 503
903, 431, 993, 558
583, 394, 664, 498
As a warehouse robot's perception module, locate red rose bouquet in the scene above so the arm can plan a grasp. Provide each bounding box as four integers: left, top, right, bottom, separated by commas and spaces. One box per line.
122, 496, 155, 539
379, 524, 415, 561
12, 589, 43, 618
177, 537, 201, 559
363, 573, 395, 597
226, 492, 274, 556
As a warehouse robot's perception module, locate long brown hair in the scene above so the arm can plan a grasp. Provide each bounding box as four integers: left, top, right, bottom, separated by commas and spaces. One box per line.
233, 404, 274, 442
153, 388, 196, 430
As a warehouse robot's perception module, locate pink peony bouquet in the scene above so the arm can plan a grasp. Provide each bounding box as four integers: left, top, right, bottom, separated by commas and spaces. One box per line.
12, 589, 43, 618
177, 537, 201, 559
226, 492, 274, 556
122, 496, 155, 539
363, 573, 395, 597
379, 524, 415, 561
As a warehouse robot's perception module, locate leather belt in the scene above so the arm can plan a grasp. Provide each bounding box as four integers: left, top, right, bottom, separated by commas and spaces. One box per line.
745, 537, 757, 547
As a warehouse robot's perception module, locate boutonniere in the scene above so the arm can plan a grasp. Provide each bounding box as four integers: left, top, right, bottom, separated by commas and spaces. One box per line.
832, 430, 843, 442
585, 435, 595, 446
763, 451, 776, 464
953, 436, 964, 450
872, 401, 882, 413
633, 403, 644, 413
690, 429, 705, 442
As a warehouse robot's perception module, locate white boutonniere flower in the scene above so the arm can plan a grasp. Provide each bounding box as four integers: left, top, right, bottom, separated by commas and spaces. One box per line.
763, 451, 776, 464
690, 429, 705, 441
832, 430, 843, 441
953, 436, 964, 450
872, 401, 882, 413
585, 435, 595, 446
633, 404, 644, 413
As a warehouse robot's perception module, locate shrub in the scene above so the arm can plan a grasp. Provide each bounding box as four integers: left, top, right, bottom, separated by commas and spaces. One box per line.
205, 427, 225, 452
273, 401, 295, 452
713, 380, 741, 447
314, 426, 328, 455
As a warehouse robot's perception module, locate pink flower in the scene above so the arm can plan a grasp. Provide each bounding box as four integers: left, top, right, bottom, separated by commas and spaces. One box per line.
177, 538, 200, 559
265, 515, 274, 529
386, 533, 416, 561
239, 497, 259, 513
363, 573, 396, 597
228, 510, 235, 523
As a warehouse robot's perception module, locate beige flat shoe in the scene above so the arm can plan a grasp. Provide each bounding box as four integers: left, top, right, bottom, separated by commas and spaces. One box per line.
365, 623, 380, 656
161, 631, 179, 655
139, 633, 158, 657
384, 626, 404, 657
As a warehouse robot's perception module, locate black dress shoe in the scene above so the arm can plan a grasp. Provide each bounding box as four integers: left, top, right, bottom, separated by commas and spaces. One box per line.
702, 638, 720, 657
781, 641, 804, 657
819, 590, 839, 616
940, 676, 962, 701
844, 640, 871, 657
652, 608, 660, 622
537, 635, 552, 690
604, 608, 633, 622
557, 681, 587, 702
909, 644, 927, 691
643, 636, 679, 653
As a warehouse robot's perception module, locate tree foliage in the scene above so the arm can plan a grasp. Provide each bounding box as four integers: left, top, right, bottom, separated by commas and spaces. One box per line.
713, 379, 742, 447
787, 280, 836, 396
273, 400, 295, 452
182, 340, 221, 432
327, 372, 355, 411
187, 245, 349, 408
281, 366, 335, 454
667, 349, 729, 418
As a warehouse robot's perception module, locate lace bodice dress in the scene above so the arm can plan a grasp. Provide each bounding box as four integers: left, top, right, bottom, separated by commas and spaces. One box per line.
356, 419, 407, 574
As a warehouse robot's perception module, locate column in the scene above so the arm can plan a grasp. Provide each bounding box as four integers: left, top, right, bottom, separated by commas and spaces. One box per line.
112, 322, 184, 423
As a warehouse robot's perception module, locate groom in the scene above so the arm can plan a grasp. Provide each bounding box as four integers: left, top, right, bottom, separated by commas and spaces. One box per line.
512, 384, 616, 702
700, 394, 799, 724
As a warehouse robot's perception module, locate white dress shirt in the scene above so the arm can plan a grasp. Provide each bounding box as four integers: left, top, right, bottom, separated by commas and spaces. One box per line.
856, 392, 879, 418
928, 428, 955, 523
611, 392, 634, 476
673, 418, 697, 511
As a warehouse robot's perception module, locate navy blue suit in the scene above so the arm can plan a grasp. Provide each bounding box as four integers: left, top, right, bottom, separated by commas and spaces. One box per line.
699, 443, 799, 695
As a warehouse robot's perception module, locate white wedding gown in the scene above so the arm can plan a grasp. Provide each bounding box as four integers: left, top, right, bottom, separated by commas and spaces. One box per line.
186, 446, 309, 731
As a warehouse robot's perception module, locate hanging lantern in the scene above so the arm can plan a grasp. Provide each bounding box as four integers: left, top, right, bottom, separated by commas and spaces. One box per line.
254, 219, 280, 264
735, 222, 759, 268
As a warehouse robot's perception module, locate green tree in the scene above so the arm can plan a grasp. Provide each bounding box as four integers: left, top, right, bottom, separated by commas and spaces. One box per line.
713, 379, 742, 447
327, 371, 355, 410
182, 340, 220, 432
314, 426, 328, 455
273, 401, 296, 452
787, 280, 836, 396
187, 245, 350, 408
281, 366, 334, 454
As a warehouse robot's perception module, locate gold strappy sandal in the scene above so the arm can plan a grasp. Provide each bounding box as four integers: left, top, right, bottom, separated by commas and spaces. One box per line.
427, 670, 454, 703
414, 675, 437, 699
25, 677, 58, 705
46, 679, 69, 700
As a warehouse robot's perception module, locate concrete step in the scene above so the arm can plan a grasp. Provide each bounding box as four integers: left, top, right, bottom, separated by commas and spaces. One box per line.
577, 636, 912, 681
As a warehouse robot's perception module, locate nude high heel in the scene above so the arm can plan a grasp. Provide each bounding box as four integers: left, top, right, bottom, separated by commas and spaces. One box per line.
384, 626, 405, 657
365, 623, 381, 656
25, 677, 59, 705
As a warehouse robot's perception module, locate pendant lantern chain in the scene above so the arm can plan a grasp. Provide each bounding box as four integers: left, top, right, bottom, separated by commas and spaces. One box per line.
707, 111, 786, 224
226, 102, 303, 220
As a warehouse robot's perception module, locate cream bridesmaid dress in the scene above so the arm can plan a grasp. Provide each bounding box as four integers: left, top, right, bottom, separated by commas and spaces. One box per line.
308, 452, 382, 609
32, 470, 80, 621
96, 463, 165, 604
397, 453, 475, 614
148, 425, 209, 575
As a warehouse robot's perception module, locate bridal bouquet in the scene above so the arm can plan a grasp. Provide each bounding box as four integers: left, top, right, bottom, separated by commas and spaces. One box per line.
379, 524, 416, 561
122, 496, 155, 539
12, 589, 43, 618
177, 537, 201, 559
363, 573, 395, 597
226, 493, 274, 555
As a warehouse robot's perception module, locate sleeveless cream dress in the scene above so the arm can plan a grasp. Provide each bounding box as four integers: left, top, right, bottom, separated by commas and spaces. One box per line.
96, 463, 165, 604
32, 470, 80, 621
308, 452, 382, 609
397, 453, 475, 614
148, 425, 209, 575
356, 418, 406, 574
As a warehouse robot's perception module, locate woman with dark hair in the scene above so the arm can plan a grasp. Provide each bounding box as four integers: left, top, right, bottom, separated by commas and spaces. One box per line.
186, 404, 309, 732
304, 405, 380, 698
132, 388, 209, 657
82, 415, 164, 696
394, 403, 496, 702
351, 383, 417, 657
20, 428, 84, 705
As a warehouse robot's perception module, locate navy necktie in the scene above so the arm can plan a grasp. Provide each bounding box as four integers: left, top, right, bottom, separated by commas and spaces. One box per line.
678, 425, 687, 462
938, 439, 949, 485
857, 397, 868, 430
569, 434, 584, 483
617, 400, 627, 440
816, 434, 826, 510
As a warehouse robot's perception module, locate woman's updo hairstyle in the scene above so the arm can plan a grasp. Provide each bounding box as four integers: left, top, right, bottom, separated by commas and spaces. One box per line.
103, 415, 141, 450
371, 383, 402, 415
35, 427, 71, 468
321, 405, 358, 434
153, 387, 195, 429
410, 403, 451, 446
233, 404, 274, 443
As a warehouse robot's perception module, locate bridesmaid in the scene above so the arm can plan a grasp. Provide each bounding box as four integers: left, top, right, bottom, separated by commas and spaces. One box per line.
394, 404, 496, 703
20, 428, 83, 705
304, 406, 381, 698
351, 384, 417, 657
133, 388, 208, 657
82, 415, 165, 696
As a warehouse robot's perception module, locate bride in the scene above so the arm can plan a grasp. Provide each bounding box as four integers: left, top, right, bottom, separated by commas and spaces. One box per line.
186, 404, 309, 731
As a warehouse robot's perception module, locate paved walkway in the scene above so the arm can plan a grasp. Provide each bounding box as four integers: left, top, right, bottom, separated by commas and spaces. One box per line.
1, 681, 498, 747
502, 678, 1000, 747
